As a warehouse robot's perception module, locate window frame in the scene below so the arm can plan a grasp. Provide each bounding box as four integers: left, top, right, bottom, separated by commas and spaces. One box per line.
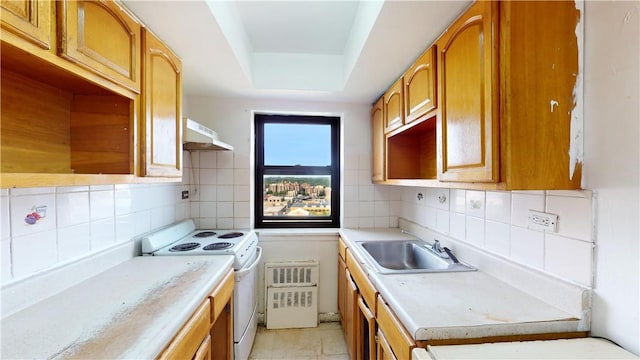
255, 114, 340, 228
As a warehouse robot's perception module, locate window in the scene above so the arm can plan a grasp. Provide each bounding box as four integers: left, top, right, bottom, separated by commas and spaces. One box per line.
255, 114, 340, 228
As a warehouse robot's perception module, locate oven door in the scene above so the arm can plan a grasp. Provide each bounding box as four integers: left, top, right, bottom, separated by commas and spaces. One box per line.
234, 246, 262, 356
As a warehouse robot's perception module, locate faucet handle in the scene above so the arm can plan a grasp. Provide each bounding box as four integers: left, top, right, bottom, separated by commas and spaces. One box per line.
432, 239, 443, 253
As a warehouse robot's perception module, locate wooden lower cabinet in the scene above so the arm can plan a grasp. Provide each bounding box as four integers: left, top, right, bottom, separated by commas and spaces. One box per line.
377, 329, 397, 360
376, 295, 416, 360
345, 269, 358, 359
338, 256, 347, 325
158, 268, 234, 360
356, 296, 376, 360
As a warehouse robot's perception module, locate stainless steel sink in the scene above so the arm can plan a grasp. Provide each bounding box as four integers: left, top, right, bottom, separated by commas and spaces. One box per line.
356, 240, 476, 274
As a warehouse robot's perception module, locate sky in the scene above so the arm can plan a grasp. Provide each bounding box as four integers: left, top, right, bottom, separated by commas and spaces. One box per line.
264, 123, 331, 166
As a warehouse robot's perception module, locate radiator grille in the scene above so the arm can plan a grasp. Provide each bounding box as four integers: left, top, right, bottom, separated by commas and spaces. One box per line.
265, 261, 319, 329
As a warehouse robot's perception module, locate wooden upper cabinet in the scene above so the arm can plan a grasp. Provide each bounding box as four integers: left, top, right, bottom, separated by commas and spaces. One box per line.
1, 0, 53, 49
383, 78, 404, 134
57, 0, 141, 93
140, 28, 182, 178
436, 1, 499, 183
371, 97, 385, 182
404, 46, 437, 124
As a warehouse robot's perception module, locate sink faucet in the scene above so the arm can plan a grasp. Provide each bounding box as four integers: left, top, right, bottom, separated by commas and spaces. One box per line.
432, 239, 443, 253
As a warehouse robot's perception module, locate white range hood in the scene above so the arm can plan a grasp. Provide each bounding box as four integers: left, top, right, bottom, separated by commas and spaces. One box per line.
182, 118, 233, 151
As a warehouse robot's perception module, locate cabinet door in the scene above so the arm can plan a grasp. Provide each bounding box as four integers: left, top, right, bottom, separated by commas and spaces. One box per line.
377, 329, 397, 360
57, 0, 141, 92
371, 96, 385, 182
357, 296, 376, 360
141, 28, 183, 177
338, 256, 346, 325
1, 0, 52, 49
345, 269, 358, 359
404, 46, 437, 124
436, 1, 499, 182
383, 78, 404, 134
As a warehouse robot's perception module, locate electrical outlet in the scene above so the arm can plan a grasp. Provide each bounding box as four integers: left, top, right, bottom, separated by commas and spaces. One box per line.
181, 190, 189, 200
527, 210, 558, 232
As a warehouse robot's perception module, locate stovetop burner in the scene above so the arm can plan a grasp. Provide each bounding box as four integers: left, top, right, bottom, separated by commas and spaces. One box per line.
193, 231, 216, 238
203, 242, 234, 250
218, 232, 244, 239
169, 242, 200, 252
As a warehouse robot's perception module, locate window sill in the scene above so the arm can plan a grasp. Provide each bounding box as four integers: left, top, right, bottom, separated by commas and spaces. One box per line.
255, 228, 340, 239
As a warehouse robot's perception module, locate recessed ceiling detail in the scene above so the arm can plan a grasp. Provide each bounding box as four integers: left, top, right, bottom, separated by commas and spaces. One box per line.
207, 0, 381, 92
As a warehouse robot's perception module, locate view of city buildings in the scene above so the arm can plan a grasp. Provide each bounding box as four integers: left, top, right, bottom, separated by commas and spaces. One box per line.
263, 177, 331, 217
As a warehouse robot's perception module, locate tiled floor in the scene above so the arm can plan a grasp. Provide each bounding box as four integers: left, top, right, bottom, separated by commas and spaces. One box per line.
249, 322, 349, 360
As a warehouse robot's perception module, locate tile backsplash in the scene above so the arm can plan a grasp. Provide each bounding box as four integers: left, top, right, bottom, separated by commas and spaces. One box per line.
1, 183, 190, 285
397, 187, 594, 287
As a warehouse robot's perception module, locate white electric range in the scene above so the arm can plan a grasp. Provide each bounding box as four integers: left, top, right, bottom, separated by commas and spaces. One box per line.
141, 219, 260, 360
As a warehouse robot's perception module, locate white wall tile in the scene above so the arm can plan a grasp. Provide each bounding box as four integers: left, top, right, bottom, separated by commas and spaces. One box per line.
359, 186, 374, 201
465, 191, 485, 218
389, 216, 399, 227
216, 169, 234, 185
57, 186, 90, 193
57, 223, 91, 261
217, 152, 234, 169
511, 193, 545, 228
175, 202, 190, 222
343, 185, 359, 201
200, 202, 217, 218
2, 238, 12, 283
358, 154, 371, 170
10, 187, 55, 196
199, 169, 217, 185
436, 209, 449, 234
150, 207, 164, 230
466, 216, 485, 246
90, 190, 114, 221
344, 201, 359, 218
546, 195, 593, 241
510, 226, 544, 270
2, 195, 10, 239
426, 188, 450, 210
450, 212, 466, 240
217, 202, 234, 218
450, 189, 466, 213
358, 170, 371, 185
190, 202, 200, 218
234, 153, 249, 169
345, 154, 358, 170
545, 234, 593, 286
91, 218, 115, 251
234, 185, 250, 202
199, 185, 217, 202
57, 191, 90, 227
132, 210, 151, 237
199, 151, 217, 168
546, 190, 592, 198
358, 217, 374, 228
115, 214, 135, 243
89, 185, 113, 192
234, 202, 250, 218
199, 218, 217, 229
234, 218, 250, 229
344, 170, 358, 186
374, 201, 390, 217
359, 201, 374, 217
425, 207, 437, 229
374, 186, 390, 201
217, 185, 234, 202
485, 221, 510, 256
234, 169, 250, 185
486, 191, 511, 223
217, 218, 234, 229
342, 218, 358, 229
12, 230, 57, 279
374, 217, 390, 228
114, 188, 132, 216
10, 193, 56, 237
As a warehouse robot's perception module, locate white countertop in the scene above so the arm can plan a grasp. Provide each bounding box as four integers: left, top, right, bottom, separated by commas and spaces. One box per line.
339, 228, 588, 342
425, 338, 639, 359
1, 255, 234, 359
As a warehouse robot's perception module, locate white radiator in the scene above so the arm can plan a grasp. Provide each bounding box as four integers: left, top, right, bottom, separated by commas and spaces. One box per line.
265, 260, 319, 329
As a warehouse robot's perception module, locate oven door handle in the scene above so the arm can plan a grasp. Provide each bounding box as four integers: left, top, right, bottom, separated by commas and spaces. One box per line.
236, 246, 262, 278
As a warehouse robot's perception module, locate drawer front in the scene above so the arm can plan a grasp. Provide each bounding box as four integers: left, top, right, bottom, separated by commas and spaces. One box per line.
209, 268, 234, 322
376, 294, 415, 360
346, 249, 377, 311
158, 300, 210, 359
338, 236, 347, 261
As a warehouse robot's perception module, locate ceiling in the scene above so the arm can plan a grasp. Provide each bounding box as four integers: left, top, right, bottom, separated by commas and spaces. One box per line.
123, 0, 471, 104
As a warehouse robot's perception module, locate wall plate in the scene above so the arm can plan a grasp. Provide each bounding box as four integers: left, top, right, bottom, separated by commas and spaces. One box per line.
528, 210, 558, 232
